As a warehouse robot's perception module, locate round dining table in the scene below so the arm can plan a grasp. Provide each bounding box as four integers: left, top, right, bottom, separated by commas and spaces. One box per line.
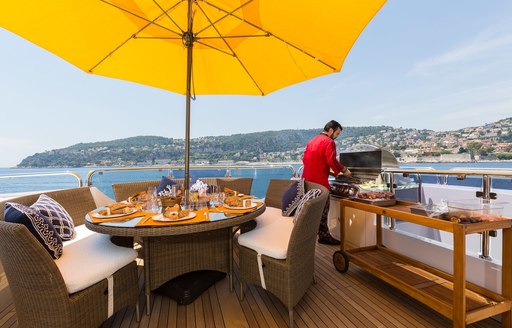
85, 204, 265, 314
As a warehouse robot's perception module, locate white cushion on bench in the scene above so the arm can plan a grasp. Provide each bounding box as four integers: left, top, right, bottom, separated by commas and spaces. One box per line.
238, 217, 294, 260
62, 225, 96, 247
55, 226, 137, 294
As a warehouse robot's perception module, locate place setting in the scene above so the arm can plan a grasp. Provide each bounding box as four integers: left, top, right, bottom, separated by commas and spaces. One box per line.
88, 202, 146, 224
88, 180, 265, 228
133, 181, 220, 226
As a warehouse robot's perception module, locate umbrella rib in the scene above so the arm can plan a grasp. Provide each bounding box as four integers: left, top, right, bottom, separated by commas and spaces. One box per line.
89, 22, 166, 72
100, 0, 182, 37
269, 34, 337, 71
195, 40, 235, 57
194, 0, 254, 36
195, 1, 265, 95
193, 35, 270, 57
152, 0, 185, 34
91, 1, 185, 72
202, 1, 337, 71
136, 36, 182, 40
198, 34, 268, 40
89, 34, 136, 72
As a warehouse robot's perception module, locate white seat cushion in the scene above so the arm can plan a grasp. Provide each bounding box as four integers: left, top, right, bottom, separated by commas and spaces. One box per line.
238, 217, 294, 260
55, 226, 137, 294
254, 206, 285, 229
62, 224, 96, 247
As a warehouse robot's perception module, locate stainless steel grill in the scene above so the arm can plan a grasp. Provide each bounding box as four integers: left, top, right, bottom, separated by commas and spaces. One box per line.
330, 148, 398, 197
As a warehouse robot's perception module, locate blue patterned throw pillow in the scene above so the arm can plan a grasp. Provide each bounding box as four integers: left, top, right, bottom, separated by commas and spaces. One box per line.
281, 179, 305, 216
31, 194, 75, 241
4, 203, 63, 259
157, 176, 179, 195
293, 189, 322, 224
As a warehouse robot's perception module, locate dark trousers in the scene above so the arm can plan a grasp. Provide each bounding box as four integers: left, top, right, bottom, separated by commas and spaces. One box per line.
318, 198, 332, 240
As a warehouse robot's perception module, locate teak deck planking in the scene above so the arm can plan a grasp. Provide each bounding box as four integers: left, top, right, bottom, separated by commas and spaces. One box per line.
0, 242, 503, 328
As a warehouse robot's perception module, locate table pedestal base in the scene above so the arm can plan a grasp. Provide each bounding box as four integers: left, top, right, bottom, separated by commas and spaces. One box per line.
154, 270, 226, 305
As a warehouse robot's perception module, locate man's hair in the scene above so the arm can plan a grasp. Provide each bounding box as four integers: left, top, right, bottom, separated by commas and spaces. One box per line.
323, 120, 343, 132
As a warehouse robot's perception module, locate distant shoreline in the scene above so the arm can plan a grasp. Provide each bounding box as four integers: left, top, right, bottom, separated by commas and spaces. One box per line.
3, 159, 512, 170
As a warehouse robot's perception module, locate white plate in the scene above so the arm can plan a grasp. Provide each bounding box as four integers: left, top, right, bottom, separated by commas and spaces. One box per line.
152, 212, 197, 222
224, 202, 258, 210
91, 208, 138, 218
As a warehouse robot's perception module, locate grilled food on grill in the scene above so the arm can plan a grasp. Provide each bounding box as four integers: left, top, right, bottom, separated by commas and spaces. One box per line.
330, 183, 359, 198
356, 191, 395, 200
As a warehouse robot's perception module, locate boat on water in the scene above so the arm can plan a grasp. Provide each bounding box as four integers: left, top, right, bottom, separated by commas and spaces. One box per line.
1, 158, 512, 327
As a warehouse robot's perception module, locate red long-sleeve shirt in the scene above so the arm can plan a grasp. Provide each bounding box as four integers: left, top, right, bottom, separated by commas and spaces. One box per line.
302, 133, 346, 189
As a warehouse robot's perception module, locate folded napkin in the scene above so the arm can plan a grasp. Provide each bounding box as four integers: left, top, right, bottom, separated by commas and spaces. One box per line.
210, 202, 263, 215
135, 210, 210, 227
88, 210, 148, 224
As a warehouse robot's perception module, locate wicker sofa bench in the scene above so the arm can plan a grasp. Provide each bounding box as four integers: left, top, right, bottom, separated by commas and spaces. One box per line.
0, 187, 139, 328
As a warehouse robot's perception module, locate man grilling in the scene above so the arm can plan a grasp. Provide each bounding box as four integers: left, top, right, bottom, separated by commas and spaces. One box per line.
302, 120, 351, 245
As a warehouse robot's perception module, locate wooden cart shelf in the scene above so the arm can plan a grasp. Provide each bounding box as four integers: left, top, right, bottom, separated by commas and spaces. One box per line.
334, 199, 512, 328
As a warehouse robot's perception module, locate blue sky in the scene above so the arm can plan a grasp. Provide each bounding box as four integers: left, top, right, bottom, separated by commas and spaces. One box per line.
1, 2, 512, 167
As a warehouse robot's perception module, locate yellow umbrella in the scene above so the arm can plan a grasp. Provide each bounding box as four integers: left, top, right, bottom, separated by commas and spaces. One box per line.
0, 0, 386, 186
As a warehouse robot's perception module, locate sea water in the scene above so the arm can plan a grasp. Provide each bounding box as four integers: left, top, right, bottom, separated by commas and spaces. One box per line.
401, 162, 512, 190
1, 162, 511, 199
0, 166, 297, 199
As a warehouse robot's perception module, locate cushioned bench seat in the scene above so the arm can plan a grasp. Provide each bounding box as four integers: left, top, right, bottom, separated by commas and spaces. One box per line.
57, 225, 138, 294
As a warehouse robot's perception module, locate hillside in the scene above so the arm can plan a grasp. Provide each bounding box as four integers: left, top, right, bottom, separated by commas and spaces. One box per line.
18, 118, 512, 167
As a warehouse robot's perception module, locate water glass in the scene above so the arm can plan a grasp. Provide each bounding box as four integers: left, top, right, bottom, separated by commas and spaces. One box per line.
217, 192, 226, 206
171, 185, 178, 197
180, 190, 192, 210
196, 199, 209, 211
145, 187, 160, 213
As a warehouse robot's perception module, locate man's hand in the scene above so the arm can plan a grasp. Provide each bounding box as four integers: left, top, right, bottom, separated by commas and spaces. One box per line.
343, 168, 351, 177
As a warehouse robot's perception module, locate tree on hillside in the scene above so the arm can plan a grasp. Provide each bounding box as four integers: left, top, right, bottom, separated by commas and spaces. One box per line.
466, 141, 482, 155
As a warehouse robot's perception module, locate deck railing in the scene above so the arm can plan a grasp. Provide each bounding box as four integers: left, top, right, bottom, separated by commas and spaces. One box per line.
384, 167, 512, 201
85, 164, 297, 186
0, 171, 82, 200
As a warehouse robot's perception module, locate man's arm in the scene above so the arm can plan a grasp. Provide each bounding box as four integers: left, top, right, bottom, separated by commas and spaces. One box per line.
325, 140, 350, 176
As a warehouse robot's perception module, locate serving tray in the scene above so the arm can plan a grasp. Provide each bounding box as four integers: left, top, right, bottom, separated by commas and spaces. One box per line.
350, 198, 397, 206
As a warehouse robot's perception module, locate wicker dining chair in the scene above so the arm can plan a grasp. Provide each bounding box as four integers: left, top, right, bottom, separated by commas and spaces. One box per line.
0, 222, 139, 328
216, 177, 253, 195
237, 180, 329, 328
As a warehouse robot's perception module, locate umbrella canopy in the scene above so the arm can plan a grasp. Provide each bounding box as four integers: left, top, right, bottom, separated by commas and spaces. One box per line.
0, 0, 386, 186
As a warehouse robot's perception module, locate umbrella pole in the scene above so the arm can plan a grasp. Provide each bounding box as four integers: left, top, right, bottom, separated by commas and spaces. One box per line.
184, 46, 191, 192
184, 0, 194, 193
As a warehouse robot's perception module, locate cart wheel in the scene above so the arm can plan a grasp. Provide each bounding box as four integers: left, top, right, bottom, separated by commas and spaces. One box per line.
333, 251, 349, 273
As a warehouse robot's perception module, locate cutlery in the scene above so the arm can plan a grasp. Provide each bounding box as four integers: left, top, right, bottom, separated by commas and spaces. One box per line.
139, 215, 152, 225
99, 215, 143, 223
